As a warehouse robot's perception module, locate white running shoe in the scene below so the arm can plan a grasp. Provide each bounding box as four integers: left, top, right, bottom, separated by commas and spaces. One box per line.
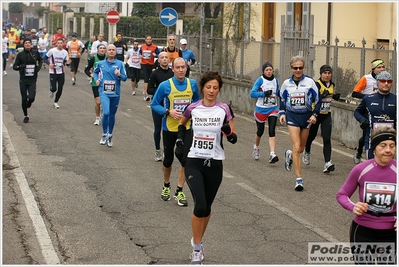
284, 149, 293, 171
295, 178, 304, 191
9, 64, 13, 68
99, 134, 107, 145
132, 90, 136, 95
190, 251, 203, 265
107, 134, 113, 147
268, 154, 279, 163
3, 71, 7, 76
49, 91, 54, 98
190, 238, 204, 260
143, 92, 150, 101
323, 161, 335, 173
252, 145, 260, 160
155, 150, 163, 161
302, 152, 310, 165
94, 117, 100, 125
53, 102, 60, 109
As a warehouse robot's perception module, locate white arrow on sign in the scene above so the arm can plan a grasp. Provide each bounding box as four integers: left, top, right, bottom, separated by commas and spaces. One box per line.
161, 13, 176, 21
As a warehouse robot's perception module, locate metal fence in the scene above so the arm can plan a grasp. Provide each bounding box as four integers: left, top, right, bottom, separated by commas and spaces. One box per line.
67, 13, 397, 101
174, 34, 397, 101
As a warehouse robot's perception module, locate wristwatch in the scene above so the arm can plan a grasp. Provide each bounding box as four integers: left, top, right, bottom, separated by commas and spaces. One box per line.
165, 109, 170, 116
312, 113, 318, 118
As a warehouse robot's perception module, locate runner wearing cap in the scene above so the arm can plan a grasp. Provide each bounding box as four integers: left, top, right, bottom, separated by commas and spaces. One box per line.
179, 38, 196, 78
352, 59, 385, 164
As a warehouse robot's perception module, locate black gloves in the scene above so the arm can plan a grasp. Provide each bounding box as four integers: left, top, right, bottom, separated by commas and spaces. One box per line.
18, 64, 26, 70
360, 119, 369, 130
264, 90, 272, 97
175, 125, 187, 164
221, 123, 237, 144
321, 89, 329, 98
332, 93, 341, 101
221, 123, 231, 135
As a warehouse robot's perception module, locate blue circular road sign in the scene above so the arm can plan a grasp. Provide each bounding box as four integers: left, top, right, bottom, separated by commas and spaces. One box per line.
159, 7, 178, 27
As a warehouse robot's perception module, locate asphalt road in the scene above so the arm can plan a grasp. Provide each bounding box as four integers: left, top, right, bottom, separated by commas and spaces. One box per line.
2, 64, 361, 265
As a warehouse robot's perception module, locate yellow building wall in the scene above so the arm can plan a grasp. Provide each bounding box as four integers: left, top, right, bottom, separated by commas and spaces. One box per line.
252, 2, 396, 49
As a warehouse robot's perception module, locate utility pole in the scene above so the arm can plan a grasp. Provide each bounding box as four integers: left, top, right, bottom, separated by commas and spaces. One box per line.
199, 3, 204, 74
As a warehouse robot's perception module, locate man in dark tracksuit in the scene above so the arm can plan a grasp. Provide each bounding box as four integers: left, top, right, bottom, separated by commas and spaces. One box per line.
354, 71, 396, 160
148, 51, 174, 162
13, 38, 42, 123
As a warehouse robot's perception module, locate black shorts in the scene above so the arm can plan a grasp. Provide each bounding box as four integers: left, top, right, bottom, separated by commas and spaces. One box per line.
70, 58, 80, 72
141, 64, 154, 82
91, 85, 99, 98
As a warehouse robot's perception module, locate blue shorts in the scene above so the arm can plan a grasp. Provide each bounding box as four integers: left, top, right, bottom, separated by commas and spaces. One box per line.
286, 111, 312, 129
8, 48, 16, 55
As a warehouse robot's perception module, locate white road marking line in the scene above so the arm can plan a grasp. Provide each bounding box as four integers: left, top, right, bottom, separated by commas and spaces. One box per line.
237, 182, 340, 242
235, 114, 356, 158
2, 124, 61, 264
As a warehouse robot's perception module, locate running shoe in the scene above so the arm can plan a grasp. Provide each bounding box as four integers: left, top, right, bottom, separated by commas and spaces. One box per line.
94, 117, 100, 125
269, 154, 279, 163
143, 92, 151, 101
323, 161, 335, 173
23, 116, 29, 123
252, 145, 260, 160
3, 71, 7, 76
295, 178, 304, 191
191, 238, 204, 260
72, 77, 76, 85
107, 135, 113, 147
132, 90, 136, 96
174, 191, 188, 206
302, 152, 310, 165
190, 251, 203, 265
49, 91, 54, 98
284, 149, 292, 171
161, 186, 171, 201
353, 153, 361, 164
99, 134, 107, 145
9, 63, 13, 68
53, 102, 60, 109
155, 150, 163, 162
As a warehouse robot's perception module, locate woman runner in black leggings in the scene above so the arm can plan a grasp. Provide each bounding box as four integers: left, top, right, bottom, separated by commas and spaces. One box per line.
175, 71, 237, 264
303, 65, 340, 173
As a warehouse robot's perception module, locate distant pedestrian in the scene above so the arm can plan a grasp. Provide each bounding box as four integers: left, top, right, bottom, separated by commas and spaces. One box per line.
90, 33, 108, 57
85, 43, 107, 126
66, 32, 85, 85
249, 62, 280, 163
12, 38, 43, 123
147, 51, 174, 162
179, 38, 196, 78
352, 59, 386, 164
124, 40, 141, 95
303, 65, 341, 173
279, 55, 321, 191
113, 32, 127, 62
139, 34, 160, 101
93, 44, 127, 147
44, 38, 71, 109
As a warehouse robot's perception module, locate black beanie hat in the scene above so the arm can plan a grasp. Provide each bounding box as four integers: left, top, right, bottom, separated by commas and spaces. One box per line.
262, 62, 273, 72
320, 64, 332, 74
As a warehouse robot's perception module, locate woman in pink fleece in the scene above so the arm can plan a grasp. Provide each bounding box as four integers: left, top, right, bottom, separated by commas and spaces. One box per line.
336, 126, 396, 264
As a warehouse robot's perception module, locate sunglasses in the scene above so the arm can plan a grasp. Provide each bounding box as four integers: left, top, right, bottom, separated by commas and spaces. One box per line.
291, 66, 304, 70
379, 79, 393, 84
